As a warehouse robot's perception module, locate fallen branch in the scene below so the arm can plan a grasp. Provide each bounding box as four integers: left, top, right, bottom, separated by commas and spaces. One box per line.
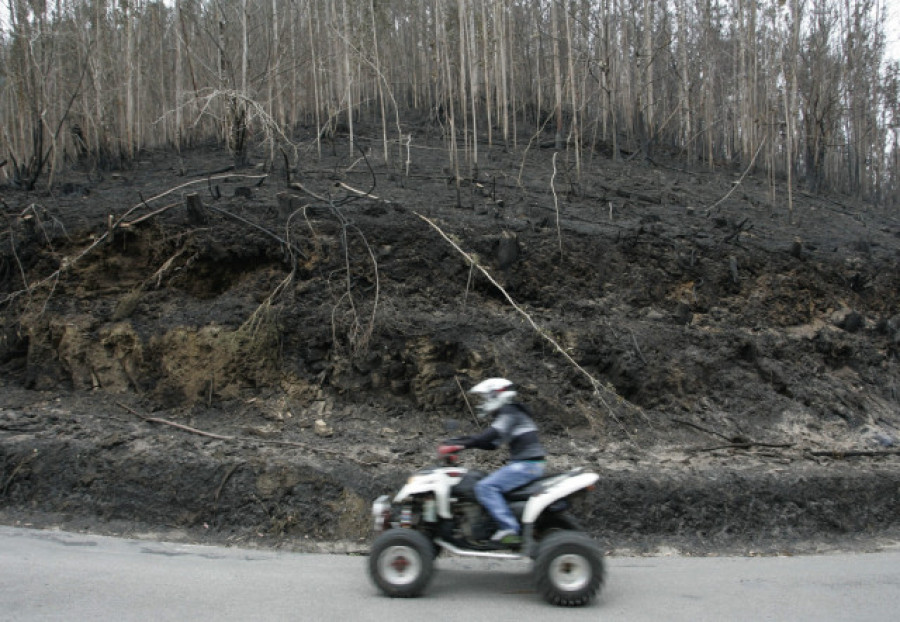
288, 181, 329, 203
415, 212, 642, 434
704, 137, 766, 216
120, 201, 181, 228
455, 375, 480, 428
807, 449, 900, 458
1, 452, 37, 496
281, 149, 293, 186
119, 403, 381, 466
673, 417, 734, 442
145, 416, 234, 439
117, 174, 267, 218
551, 152, 563, 259
1, 173, 268, 308
672, 418, 793, 452
118, 402, 234, 440
9, 226, 29, 295
723, 218, 753, 244
214, 464, 240, 504
206, 205, 307, 260
687, 441, 795, 453
597, 183, 661, 206
337, 181, 383, 201
629, 329, 648, 365
192, 165, 235, 177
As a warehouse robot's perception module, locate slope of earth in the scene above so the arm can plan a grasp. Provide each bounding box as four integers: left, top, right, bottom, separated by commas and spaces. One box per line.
1, 127, 899, 555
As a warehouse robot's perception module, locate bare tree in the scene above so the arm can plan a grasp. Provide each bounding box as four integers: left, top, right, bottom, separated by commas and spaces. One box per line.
0, 0, 895, 204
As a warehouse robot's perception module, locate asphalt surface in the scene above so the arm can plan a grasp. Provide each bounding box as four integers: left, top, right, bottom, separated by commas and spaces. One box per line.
1, 526, 898, 621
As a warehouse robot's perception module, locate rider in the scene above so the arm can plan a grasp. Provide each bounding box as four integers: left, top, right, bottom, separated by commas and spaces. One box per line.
446, 378, 546, 545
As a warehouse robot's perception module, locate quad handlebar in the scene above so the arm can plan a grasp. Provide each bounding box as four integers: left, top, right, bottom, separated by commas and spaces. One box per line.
437, 443, 464, 464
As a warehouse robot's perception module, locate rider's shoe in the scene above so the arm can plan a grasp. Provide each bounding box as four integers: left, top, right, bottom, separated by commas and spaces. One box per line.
490, 529, 522, 546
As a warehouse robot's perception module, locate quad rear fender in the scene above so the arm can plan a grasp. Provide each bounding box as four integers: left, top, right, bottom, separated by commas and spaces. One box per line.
521, 471, 598, 525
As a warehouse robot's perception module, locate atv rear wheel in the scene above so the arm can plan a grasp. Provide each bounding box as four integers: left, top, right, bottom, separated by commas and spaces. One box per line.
534, 531, 604, 607
368, 528, 435, 598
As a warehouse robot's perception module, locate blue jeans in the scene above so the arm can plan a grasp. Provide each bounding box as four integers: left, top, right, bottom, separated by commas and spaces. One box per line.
474, 460, 545, 533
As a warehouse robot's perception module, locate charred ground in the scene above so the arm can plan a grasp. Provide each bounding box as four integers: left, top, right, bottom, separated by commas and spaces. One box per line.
1, 128, 899, 555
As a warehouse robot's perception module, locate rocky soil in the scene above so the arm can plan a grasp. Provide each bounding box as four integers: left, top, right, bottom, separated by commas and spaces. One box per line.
1, 126, 899, 555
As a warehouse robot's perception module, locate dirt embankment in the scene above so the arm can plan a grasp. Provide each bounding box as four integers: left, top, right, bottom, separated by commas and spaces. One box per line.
1, 133, 899, 554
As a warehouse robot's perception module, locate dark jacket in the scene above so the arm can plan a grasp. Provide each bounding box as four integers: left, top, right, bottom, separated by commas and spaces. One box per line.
462, 403, 545, 462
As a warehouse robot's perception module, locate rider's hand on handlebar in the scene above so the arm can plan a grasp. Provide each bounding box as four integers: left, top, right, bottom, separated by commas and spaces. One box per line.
437, 444, 464, 456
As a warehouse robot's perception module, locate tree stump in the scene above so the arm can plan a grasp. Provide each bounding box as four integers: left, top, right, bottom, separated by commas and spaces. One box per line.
186, 193, 207, 225
497, 231, 519, 270
277, 192, 303, 220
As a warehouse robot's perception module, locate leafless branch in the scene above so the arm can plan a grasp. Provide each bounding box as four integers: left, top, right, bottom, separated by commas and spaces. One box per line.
416, 211, 643, 434
703, 138, 766, 216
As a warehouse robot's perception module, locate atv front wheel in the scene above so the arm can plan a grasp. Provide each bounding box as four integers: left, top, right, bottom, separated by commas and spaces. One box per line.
534, 531, 604, 607
368, 528, 435, 598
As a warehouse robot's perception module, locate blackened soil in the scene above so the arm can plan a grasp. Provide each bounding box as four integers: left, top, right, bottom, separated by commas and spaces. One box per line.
1, 129, 898, 555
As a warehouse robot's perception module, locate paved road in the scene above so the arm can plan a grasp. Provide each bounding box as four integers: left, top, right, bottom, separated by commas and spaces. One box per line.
1, 526, 898, 621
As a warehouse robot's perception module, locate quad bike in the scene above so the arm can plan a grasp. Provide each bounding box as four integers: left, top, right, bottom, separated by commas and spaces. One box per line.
367, 443, 604, 607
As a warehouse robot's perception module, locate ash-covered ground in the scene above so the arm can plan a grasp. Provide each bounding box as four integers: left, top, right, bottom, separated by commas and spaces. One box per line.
2, 129, 898, 555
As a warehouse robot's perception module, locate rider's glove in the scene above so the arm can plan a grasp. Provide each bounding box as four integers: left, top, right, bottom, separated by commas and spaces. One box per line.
438, 444, 464, 456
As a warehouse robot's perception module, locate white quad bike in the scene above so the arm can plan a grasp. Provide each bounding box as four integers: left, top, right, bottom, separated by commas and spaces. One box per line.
367, 443, 604, 607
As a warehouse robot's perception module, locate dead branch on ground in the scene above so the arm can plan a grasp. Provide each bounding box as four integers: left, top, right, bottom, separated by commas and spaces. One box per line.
323, 146, 382, 356
193, 165, 235, 178
703, 138, 766, 216
288, 181, 329, 203
551, 152, 563, 259
673, 418, 900, 456
206, 204, 307, 260
455, 376, 480, 428
416, 211, 643, 435
687, 441, 795, 453
214, 464, 240, 504
118, 402, 380, 466
673, 417, 793, 450
807, 449, 900, 458
337, 181, 383, 201
1, 452, 38, 496
516, 113, 555, 188
328, 204, 380, 356
673, 417, 736, 443
119, 201, 181, 228
0, 173, 267, 308
629, 329, 648, 364
723, 218, 753, 244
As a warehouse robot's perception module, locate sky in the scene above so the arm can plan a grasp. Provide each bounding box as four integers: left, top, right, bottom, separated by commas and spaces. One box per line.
889, 2, 900, 62
1, 3, 899, 63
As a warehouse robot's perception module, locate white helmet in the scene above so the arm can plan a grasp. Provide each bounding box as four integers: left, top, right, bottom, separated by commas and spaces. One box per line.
469, 378, 517, 418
